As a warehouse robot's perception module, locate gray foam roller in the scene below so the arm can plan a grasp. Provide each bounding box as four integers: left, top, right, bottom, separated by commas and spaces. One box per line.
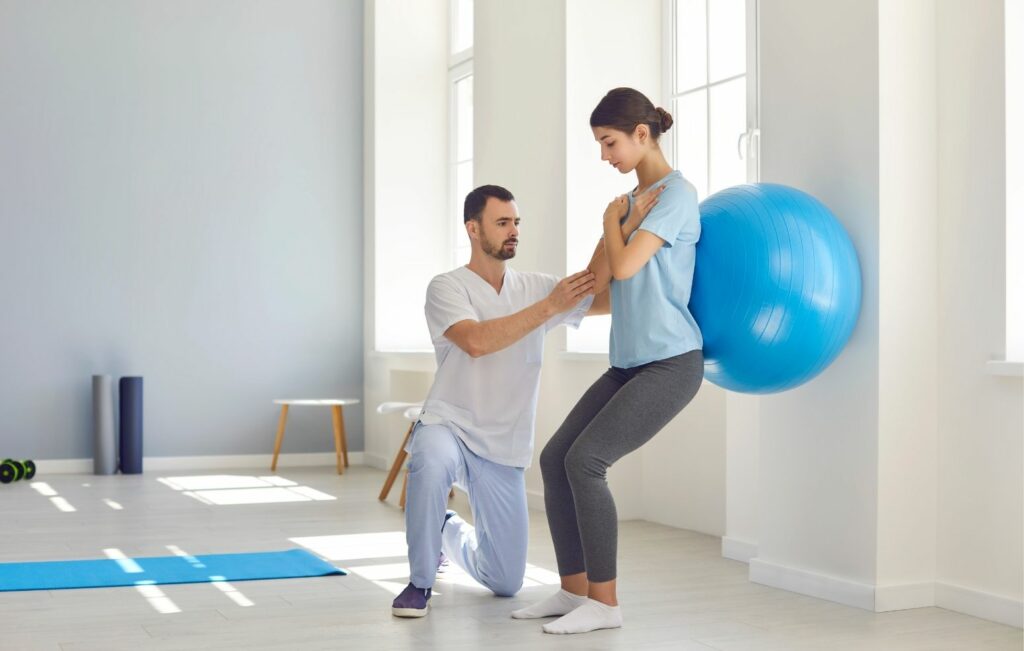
92, 375, 117, 475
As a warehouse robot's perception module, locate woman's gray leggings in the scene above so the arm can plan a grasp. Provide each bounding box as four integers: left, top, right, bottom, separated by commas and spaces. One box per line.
540, 349, 703, 583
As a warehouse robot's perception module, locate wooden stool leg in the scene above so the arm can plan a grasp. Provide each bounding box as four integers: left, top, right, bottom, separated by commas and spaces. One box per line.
330, 406, 345, 475
399, 469, 408, 510
271, 404, 289, 471
379, 422, 413, 501
338, 406, 349, 467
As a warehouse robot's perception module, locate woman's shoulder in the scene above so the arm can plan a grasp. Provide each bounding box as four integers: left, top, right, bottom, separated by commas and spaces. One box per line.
658, 171, 699, 206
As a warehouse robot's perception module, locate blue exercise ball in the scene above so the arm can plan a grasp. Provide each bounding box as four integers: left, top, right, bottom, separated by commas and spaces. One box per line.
689, 183, 861, 394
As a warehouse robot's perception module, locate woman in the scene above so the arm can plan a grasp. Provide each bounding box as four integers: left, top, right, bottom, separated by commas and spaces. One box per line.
512, 87, 704, 635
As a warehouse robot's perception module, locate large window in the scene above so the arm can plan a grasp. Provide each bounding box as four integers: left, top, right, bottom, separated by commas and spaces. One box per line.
666, 0, 758, 200
450, 0, 474, 267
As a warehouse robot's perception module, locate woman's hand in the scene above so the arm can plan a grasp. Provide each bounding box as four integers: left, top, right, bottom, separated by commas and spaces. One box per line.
626, 185, 665, 229
603, 194, 629, 225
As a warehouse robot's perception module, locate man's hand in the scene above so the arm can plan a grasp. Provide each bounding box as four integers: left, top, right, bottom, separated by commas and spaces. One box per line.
545, 270, 596, 314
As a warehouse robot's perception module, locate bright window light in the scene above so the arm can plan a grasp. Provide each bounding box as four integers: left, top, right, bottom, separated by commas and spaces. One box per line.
104, 548, 144, 574
49, 497, 76, 512
30, 482, 58, 497
290, 531, 409, 562
183, 487, 336, 506
158, 475, 297, 491
134, 582, 181, 615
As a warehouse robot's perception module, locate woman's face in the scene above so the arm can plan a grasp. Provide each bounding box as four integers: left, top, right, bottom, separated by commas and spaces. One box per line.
593, 125, 649, 174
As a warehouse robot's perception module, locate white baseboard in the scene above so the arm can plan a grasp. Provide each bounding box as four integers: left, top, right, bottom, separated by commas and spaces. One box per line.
361, 451, 390, 471
721, 536, 758, 563
750, 559, 1022, 629
36, 453, 366, 474
749, 557, 875, 611
936, 581, 1023, 629
875, 582, 936, 612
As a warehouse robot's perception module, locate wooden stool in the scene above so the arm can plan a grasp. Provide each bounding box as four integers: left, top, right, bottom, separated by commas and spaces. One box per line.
376, 402, 422, 507
271, 399, 360, 475
376, 402, 454, 509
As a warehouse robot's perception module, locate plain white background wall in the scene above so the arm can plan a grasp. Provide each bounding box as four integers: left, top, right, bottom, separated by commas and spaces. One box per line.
0, 0, 365, 458
754, 0, 882, 596
876, 0, 938, 608
936, 0, 1023, 623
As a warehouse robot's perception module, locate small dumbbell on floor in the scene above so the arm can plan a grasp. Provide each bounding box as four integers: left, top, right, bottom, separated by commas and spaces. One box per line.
0, 459, 36, 484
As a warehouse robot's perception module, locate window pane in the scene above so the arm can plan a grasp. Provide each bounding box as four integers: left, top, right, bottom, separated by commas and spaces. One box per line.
675, 0, 707, 93
709, 76, 747, 194
456, 75, 473, 162
456, 160, 473, 224
675, 92, 708, 199
708, 0, 745, 83
453, 0, 474, 54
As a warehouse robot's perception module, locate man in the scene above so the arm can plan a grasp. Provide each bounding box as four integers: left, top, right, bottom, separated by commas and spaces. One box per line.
391, 184, 610, 617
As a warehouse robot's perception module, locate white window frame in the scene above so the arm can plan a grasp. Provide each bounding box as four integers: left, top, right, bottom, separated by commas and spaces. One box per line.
662, 0, 760, 197
449, 1, 473, 268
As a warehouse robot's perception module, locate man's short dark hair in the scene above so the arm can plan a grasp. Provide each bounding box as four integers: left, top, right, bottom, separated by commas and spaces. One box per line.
464, 185, 515, 223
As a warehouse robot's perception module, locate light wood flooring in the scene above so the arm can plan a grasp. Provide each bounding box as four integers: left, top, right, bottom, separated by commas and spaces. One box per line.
0, 465, 1020, 650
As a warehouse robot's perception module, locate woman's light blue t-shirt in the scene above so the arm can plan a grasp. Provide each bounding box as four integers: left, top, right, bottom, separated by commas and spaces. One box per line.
609, 170, 703, 368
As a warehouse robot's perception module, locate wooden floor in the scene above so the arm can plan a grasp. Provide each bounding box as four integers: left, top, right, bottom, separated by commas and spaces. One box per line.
1, 465, 1020, 650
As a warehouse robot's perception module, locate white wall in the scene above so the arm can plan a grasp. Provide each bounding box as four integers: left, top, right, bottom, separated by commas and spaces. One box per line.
936, 0, 1023, 625
876, 0, 938, 609
0, 0, 365, 458
754, 0, 881, 599
734, 0, 1022, 627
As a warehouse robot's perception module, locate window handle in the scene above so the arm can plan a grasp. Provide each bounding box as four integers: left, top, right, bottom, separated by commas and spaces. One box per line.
737, 128, 761, 160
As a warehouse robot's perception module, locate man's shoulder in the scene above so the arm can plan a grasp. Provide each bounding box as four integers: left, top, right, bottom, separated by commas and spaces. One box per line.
428, 267, 470, 291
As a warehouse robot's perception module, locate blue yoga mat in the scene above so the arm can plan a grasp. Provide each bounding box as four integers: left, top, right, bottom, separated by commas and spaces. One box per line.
0, 549, 345, 592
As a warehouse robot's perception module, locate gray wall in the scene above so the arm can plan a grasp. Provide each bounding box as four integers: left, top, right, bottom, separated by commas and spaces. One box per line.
0, 0, 365, 459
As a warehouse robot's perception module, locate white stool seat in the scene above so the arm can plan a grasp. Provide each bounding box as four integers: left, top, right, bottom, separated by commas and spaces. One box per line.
376, 401, 421, 415
270, 398, 359, 474
274, 399, 361, 406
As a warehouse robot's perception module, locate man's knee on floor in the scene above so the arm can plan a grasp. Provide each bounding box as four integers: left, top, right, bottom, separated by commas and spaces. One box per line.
484, 570, 524, 597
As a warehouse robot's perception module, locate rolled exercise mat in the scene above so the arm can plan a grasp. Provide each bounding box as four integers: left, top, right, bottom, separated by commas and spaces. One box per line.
92, 375, 117, 475
118, 376, 143, 474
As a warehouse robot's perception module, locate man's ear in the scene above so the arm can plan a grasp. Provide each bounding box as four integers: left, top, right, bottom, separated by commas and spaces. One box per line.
466, 220, 478, 240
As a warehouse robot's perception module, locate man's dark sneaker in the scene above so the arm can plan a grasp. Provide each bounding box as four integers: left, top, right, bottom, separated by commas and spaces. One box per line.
392, 582, 431, 618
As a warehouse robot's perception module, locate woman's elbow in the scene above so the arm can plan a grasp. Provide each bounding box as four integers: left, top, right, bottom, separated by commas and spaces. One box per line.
610, 264, 639, 281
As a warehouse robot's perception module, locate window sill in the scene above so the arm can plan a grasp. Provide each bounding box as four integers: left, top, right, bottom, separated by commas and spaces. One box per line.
986, 360, 1024, 377
559, 351, 610, 363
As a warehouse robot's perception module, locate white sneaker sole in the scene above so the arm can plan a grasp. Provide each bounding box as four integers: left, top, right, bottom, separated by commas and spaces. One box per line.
392, 604, 429, 618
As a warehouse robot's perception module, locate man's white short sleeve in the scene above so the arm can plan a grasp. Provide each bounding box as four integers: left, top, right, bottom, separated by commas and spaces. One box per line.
425, 275, 477, 344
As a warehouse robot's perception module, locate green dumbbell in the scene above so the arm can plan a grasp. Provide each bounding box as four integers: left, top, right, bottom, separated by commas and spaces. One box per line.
0, 460, 15, 484
0, 459, 35, 482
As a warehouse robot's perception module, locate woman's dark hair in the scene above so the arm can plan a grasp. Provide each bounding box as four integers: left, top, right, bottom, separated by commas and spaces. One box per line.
590, 87, 673, 140
464, 184, 515, 222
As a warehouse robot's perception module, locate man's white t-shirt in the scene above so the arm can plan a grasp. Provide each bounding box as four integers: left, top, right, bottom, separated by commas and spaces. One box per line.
419, 266, 593, 468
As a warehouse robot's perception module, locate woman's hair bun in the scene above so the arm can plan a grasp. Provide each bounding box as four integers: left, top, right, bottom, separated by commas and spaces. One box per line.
655, 107, 673, 132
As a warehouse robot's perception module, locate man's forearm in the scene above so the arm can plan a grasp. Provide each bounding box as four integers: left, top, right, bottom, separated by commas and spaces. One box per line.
463, 299, 556, 357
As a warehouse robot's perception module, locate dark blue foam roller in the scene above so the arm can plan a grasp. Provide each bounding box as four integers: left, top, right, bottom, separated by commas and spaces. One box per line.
119, 377, 144, 474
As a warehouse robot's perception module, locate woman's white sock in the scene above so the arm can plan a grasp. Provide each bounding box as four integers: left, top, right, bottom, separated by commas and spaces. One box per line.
541, 599, 623, 634
510, 589, 588, 619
